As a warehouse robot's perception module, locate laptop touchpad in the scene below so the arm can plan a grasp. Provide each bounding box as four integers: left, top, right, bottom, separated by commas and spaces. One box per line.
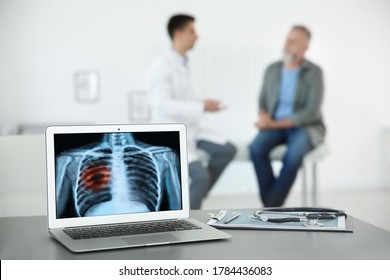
121, 233, 180, 246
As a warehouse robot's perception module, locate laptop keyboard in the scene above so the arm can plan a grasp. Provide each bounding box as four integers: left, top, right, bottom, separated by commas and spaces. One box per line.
63, 220, 202, 240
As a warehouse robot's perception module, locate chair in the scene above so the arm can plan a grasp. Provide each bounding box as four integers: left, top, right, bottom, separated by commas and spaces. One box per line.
0, 134, 46, 217
270, 143, 329, 206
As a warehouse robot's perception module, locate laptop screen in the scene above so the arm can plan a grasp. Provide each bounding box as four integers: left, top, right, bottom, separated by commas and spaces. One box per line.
54, 131, 183, 219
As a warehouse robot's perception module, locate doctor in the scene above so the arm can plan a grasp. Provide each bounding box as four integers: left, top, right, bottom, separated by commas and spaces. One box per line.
146, 14, 236, 209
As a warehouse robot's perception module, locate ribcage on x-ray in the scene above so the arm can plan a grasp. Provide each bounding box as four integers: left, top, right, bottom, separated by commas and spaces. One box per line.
76, 147, 113, 216
74, 145, 160, 216
123, 147, 159, 212
55, 132, 182, 218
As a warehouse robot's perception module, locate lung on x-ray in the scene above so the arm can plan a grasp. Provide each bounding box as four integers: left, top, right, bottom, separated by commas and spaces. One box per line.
54, 132, 182, 219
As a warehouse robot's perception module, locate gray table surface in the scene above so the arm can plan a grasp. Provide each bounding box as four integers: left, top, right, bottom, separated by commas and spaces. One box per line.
1, 210, 390, 260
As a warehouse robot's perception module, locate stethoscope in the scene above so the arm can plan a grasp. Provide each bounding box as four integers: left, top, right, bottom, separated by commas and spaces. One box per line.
251, 207, 347, 227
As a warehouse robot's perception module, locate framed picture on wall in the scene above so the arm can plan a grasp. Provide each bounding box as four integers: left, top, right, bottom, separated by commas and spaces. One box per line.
128, 90, 151, 123
74, 70, 99, 102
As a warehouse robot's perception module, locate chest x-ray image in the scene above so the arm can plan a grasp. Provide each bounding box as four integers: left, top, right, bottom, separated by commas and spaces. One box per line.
55, 132, 182, 218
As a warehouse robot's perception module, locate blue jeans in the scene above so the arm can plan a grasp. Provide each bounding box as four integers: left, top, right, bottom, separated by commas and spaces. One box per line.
249, 128, 313, 207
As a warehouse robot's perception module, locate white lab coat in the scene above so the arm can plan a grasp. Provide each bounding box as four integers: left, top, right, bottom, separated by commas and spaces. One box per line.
146, 48, 226, 163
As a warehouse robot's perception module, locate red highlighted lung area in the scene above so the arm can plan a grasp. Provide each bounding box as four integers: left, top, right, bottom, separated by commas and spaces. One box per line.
81, 166, 111, 191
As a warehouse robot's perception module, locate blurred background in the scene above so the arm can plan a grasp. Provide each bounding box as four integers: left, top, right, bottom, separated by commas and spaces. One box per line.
1, 0, 390, 230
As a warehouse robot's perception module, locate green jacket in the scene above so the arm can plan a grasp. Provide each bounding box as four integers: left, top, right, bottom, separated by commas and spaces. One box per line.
259, 59, 326, 146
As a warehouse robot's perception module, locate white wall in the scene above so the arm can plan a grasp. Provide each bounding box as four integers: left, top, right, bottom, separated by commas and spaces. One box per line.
1, 0, 390, 192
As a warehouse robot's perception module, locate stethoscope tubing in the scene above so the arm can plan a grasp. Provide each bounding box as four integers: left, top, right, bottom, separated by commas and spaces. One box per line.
253, 207, 347, 223
262, 207, 346, 214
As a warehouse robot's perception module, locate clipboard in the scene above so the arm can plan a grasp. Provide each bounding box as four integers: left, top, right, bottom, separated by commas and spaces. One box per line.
207, 209, 354, 233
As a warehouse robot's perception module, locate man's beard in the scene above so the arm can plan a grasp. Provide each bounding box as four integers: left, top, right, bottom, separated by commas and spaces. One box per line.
283, 51, 298, 65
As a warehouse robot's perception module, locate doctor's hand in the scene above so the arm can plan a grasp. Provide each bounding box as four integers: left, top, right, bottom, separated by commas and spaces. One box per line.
204, 99, 226, 112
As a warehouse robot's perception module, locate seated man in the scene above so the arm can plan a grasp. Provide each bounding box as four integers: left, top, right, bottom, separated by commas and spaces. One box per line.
249, 25, 325, 207
146, 14, 236, 209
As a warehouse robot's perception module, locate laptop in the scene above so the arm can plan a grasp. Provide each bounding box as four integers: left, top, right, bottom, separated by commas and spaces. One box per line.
45, 123, 230, 253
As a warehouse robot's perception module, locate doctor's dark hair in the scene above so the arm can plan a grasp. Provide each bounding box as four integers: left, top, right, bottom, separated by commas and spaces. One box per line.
167, 14, 195, 40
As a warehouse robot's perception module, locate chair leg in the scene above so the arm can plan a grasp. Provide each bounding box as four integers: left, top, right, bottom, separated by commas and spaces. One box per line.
312, 162, 317, 206
302, 164, 307, 206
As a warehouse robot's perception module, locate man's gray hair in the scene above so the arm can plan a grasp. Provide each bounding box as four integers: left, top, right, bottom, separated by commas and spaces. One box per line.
292, 25, 311, 41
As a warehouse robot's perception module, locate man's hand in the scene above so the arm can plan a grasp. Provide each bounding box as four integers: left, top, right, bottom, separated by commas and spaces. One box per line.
255, 111, 273, 129
204, 99, 225, 112
255, 111, 294, 130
